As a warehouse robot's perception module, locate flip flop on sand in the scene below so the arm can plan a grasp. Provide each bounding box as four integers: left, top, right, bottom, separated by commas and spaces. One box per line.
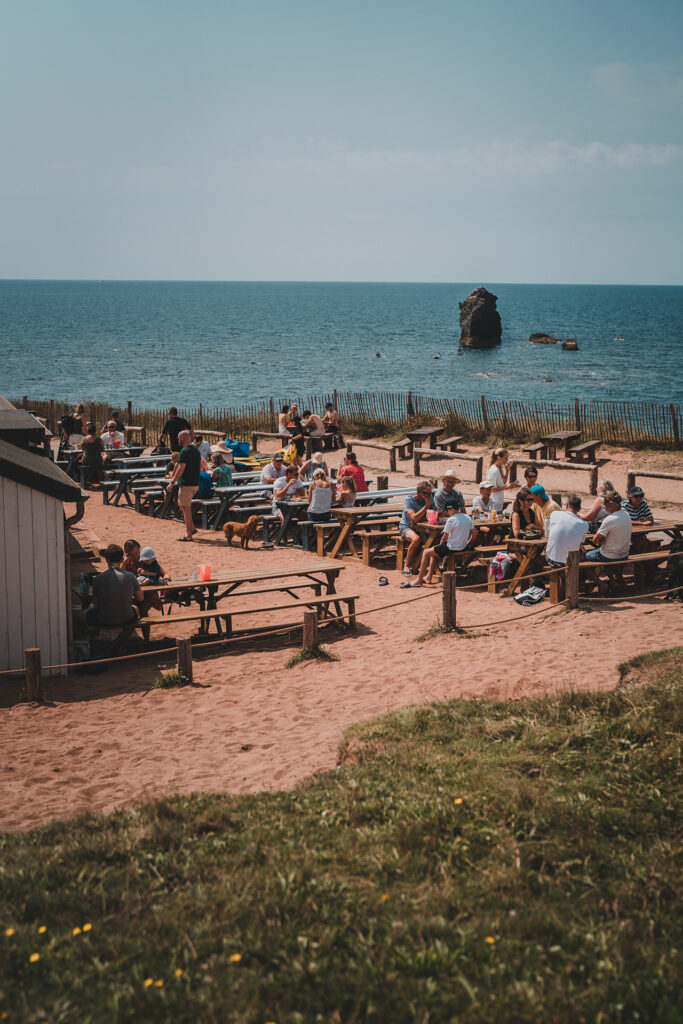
178, 536, 193, 542
401, 581, 422, 588
401, 568, 412, 576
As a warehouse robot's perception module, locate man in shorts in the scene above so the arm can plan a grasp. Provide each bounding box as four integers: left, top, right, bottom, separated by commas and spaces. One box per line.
166, 429, 202, 541
404, 508, 477, 587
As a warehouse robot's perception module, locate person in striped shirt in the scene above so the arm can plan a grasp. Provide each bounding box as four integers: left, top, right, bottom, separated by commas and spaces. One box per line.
622, 486, 654, 524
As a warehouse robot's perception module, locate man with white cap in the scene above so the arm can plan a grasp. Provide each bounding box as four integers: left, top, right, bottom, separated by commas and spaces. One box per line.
434, 470, 465, 522
260, 452, 287, 498
299, 450, 330, 482
472, 481, 495, 517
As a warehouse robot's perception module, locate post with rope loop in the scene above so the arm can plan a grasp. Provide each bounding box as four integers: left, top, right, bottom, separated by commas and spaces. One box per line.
176, 638, 193, 684
24, 648, 42, 702
566, 549, 580, 610
442, 571, 457, 630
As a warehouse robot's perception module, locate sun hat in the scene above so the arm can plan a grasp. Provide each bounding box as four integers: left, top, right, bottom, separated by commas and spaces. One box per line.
443, 469, 461, 482
628, 485, 644, 497
210, 440, 235, 461
479, 480, 492, 489
530, 484, 548, 500
311, 452, 324, 464
139, 547, 156, 561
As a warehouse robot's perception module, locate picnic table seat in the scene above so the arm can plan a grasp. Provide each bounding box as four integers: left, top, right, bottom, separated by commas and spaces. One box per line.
568, 440, 602, 463
393, 437, 413, 459
578, 548, 672, 596
358, 525, 402, 567
138, 591, 359, 639
522, 442, 547, 460
433, 435, 464, 452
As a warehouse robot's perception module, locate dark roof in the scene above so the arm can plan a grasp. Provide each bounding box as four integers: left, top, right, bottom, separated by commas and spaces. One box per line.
0, 396, 17, 410
0, 438, 82, 503
0, 408, 47, 433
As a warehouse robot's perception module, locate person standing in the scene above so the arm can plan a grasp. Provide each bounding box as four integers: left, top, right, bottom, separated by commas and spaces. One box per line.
485, 448, 515, 512
166, 429, 201, 541
160, 407, 192, 452
80, 422, 105, 486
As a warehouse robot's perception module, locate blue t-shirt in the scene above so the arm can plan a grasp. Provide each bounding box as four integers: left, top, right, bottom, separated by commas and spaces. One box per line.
400, 494, 427, 534
197, 470, 214, 499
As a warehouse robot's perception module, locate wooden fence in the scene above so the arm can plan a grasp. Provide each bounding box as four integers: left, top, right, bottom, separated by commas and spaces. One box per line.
14, 391, 682, 449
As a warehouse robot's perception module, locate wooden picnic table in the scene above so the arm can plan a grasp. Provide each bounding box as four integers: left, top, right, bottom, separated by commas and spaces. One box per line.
539, 430, 582, 460
405, 425, 445, 450
329, 503, 405, 559
412, 515, 513, 571
105, 465, 168, 505
272, 487, 413, 548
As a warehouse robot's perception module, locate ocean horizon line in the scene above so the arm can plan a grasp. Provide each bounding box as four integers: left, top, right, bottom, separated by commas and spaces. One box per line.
1, 278, 682, 288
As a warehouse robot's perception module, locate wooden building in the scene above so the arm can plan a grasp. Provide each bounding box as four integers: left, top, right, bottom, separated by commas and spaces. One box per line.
0, 436, 84, 676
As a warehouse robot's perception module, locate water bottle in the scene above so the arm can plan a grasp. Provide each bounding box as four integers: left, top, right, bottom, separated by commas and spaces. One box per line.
192, 561, 198, 581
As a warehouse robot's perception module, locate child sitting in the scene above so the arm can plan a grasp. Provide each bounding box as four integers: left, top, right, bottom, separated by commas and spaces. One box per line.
136, 547, 169, 586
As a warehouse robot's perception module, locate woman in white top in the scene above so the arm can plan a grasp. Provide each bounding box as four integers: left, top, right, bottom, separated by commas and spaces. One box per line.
580, 479, 614, 528
278, 404, 291, 437
485, 448, 515, 512
308, 469, 336, 522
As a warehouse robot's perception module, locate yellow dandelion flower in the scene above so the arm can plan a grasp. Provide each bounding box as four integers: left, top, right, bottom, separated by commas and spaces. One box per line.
72, 927, 82, 937
83, 923, 92, 932
154, 980, 164, 988
229, 953, 242, 963
380, 894, 389, 902
454, 797, 463, 805
38, 926, 47, 934
1, 1010, 9, 1019
485, 935, 496, 945
174, 968, 183, 977
4, 928, 15, 938
143, 978, 154, 988
29, 953, 40, 963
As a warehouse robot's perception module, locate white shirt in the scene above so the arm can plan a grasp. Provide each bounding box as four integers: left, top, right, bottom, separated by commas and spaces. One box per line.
442, 513, 473, 551
597, 509, 632, 560
101, 431, 124, 447
546, 510, 589, 565
472, 495, 494, 514
484, 466, 505, 511
196, 440, 212, 460
260, 462, 286, 485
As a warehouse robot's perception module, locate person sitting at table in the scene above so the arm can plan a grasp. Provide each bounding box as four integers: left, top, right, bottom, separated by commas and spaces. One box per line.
399, 480, 434, 576
165, 451, 179, 475
403, 508, 477, 588
165, 429, 201, 542
197, 467, 214, 499
584, 491, 632, 563
510, 487, 542, 539
193, 433, 212, 462
523, 465, 541, 489
323, 403, 344, 448
210, 439, 235, 463
622, 486, 654, 524
530, 484, 561, 532
485, 448, 515, 511
260, 452, 286, 497
471, 481, 495, 518
80, 422, 105, 487
86, 543, 143, 628
100, 420, 125, 456
136, 546, 170, 586
579, 478, 615, 528
434, 470, 465, 521
545, 494, 589, 567
273, 466, 306, 519
308, 469, 337, 523
338, 451, 368, 493
278, 404, 291, 438
299, 450, 329, 482
109, 410, 127, 441
160, 407, 192, 453
211, 452, 233, 488
122, 539, 162, 613
302, 409, 326, 436
338, 476, 356, 507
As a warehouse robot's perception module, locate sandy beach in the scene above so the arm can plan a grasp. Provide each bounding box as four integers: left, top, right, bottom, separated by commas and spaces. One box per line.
1, 440, 682, 833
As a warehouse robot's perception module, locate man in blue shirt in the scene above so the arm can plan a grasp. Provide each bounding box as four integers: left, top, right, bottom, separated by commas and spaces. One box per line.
399, 480, 434, 576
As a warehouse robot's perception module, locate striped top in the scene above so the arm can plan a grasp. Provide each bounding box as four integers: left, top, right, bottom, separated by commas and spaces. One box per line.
621, 498, 653, 521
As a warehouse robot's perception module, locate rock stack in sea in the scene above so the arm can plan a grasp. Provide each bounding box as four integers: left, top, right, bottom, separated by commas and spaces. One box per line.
528, 332, 579, 350
458, 287, 502, 348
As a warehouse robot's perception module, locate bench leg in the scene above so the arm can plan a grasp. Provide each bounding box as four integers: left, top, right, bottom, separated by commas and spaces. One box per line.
395, 535, 405, 571
361, 534, 371, 566
347, 598, 356, 631
222, 614, 233, 637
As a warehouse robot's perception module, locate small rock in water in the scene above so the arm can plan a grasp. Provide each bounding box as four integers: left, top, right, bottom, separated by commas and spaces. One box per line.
562, 338, 579, 351
529, 332, 561, 345
543, 378, 554, 382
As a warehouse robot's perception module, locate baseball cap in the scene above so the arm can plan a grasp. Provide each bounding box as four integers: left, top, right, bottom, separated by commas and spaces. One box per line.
530, 484, 548, 500
628, 485, 644, 497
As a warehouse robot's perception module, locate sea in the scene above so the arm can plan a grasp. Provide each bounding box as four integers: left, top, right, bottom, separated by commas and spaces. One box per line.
1, 281, 682, 409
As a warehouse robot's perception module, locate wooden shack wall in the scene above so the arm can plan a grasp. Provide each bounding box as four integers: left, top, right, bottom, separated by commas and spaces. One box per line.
0, 477, 68, 676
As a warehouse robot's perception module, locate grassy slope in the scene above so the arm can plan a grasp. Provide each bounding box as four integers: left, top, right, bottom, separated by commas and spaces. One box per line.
1, 650, 681, 1024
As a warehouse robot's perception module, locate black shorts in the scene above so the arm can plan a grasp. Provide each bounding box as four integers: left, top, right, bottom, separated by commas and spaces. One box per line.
86, 607, 138, 627
432, 542, 452, 558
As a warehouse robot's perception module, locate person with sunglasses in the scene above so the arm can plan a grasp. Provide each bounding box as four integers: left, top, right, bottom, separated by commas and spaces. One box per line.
511, 487, 541, 538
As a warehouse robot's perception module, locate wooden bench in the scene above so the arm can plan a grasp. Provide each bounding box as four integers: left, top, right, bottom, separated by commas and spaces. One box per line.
412, 448, 484, 483
577, 549, 674, 596
568, 440, 602, 464
359, 526, 401, 567
345, 439, 405, 473
522, 442, 547, 460
393, 437, 413, 459
101, 480, 120, 504
433, 435, 464, 452
138, 592, 359, 639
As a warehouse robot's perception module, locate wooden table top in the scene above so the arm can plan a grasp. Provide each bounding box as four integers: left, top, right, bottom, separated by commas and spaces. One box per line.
332, 503, 405, 520
140, 561, 344, 591
406, 426, 445, 440
540, 430, 581, 443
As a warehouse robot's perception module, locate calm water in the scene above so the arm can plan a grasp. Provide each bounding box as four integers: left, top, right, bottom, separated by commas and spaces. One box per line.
1, 281, 682, 408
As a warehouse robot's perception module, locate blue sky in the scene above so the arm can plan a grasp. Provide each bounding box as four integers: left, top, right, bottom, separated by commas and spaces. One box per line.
1, 0, 682, 283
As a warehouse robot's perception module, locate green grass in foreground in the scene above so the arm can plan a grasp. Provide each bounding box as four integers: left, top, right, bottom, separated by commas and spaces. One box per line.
1, 650, 682, 1024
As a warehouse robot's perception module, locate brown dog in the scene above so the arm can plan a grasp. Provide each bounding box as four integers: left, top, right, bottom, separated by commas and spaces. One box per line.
223, 515, 261, 549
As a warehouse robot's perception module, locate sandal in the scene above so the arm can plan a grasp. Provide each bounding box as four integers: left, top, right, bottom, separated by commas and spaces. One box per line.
401, 568, 412, 576
378, 576, 389, 586
401, 581, 422, 589
178, 535, 193, 542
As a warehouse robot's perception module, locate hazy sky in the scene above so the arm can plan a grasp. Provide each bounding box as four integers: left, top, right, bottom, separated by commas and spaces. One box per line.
1, 0, 682, 283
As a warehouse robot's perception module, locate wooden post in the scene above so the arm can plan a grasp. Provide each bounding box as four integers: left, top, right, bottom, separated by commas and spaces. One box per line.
566, 549, 580, 610
475, 456, 483, 484
442, 572, 457, 630
269, 397, 275, 432
198, 402, 203, 427
626, 470, 636, 492
140, 426, 147, 445
24, 648, 42, 702
303, 610, 318, 650
252, 431, 258, 453
22, 395, 28, 409
407, 391, 415, 418
346, 442, 353, 455
176, 637, 193, 684
589, 464, 598, 495
126, 400, 132, 421
389, 447, 397, 473
574, 397, 581, 432
49, 399, 56, 434
333, 388, 338, 409
509, 461, 518, 484
670, 404, 680, 447
377, 475, 388, 490
413, 451, 421, 476
480, 394, 489, 434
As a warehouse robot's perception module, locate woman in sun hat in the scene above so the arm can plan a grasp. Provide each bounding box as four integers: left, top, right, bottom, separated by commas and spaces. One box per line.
299, 450, 330, 482
210, 439, 235, 463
